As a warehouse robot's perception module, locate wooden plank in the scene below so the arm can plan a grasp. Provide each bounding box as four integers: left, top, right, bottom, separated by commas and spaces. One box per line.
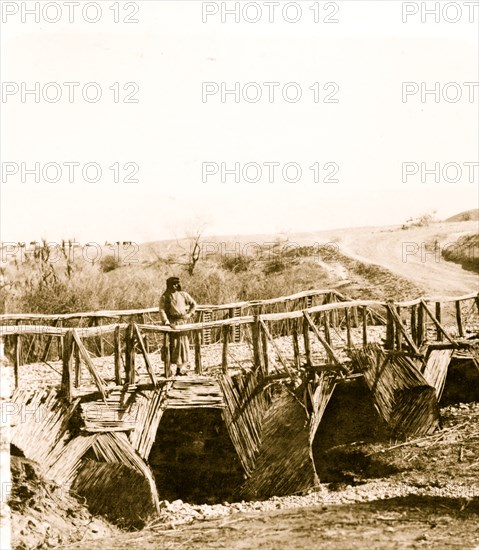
166, 378, 224, 408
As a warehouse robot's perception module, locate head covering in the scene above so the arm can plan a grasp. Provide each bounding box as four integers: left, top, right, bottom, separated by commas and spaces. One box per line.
166, 276, 180, 290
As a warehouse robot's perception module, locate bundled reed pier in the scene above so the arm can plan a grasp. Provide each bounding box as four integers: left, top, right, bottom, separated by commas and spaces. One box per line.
10, 388, 79, 470
238, 386, 319, 500
352, 345, 440, 437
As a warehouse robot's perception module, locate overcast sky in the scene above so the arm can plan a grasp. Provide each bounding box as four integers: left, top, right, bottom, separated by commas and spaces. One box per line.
1, 0, 478, 243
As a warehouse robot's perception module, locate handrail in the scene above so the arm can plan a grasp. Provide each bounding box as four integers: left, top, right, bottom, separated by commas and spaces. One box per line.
1, 292, 477, 337
0, 290, 476, 323
0, 289, 338, 322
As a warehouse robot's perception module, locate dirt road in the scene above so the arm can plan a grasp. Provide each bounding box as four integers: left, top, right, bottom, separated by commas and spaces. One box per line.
318, 221, 478, 297
66, 496, 479, 550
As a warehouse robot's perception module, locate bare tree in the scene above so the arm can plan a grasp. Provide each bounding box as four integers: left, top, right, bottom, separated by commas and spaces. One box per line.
173, 219, 209, 275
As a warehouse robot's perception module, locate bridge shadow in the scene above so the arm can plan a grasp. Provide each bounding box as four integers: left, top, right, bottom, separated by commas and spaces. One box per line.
148, 408, 244, 504
312, 377, 400, 484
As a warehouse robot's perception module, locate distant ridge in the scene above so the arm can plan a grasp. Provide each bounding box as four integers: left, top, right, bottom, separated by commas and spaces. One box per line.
445, 209, 479, 222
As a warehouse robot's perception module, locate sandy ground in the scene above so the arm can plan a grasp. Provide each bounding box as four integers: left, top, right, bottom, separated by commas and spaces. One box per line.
65, 497, 479, 550
312, 221, 478, 297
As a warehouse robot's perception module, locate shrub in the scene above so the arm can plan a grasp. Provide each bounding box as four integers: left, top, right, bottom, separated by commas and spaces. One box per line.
100, 255, 121, 273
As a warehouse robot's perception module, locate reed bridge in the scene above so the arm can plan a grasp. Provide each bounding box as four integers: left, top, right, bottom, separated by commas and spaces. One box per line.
1, 289, 478, 526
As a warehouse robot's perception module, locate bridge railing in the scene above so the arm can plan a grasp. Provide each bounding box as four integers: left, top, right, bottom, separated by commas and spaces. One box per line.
0, 289, 350, 365
1, 292, 477, 397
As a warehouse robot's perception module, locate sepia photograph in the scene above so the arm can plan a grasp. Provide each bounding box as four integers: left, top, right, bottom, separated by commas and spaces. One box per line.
0, 1, 478, 548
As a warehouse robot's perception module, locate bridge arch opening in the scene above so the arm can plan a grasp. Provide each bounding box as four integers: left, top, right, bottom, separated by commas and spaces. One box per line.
440, 358, 479, 406
148, 408, 245, 504
312, 377, 399, 483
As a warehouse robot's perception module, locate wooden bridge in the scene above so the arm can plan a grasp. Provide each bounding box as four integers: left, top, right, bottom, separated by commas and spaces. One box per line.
1, 289, 478, 526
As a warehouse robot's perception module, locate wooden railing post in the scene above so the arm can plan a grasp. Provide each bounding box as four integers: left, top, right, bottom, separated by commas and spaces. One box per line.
395, 306, 402, 350
417, 302, 425, 345
385, 303, 395, 350
323, 312, 331, 345
411, 305, 417, 344
455, 300, 464, 338
14, 320, 22, 388
163, 332, 171, 378
57, 320, 63, 360
93, 318, 104, 357
125, 323, 136, 383
61, 330, 74, 402
328, 292, 338, 327
140, 313, 149, 352
222, 325, 230, 374
114, 325, 122, 384
302, 314, 312, 366
194, 331, 203, 375
435, 302, 443, 341
74, 341, 81, 387
352, 306, 359, 328
251, 315, 264, 372
260, 321, 270, 376
345, 308, 353, 349
292, 321, 301, 369
362, 306, 368, 346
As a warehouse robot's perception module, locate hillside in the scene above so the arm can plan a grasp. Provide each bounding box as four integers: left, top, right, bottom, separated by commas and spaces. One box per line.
446, 209, 479, 223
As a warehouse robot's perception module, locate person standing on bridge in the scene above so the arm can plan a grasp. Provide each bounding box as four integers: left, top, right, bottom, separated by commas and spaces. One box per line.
159, 277, 197, 376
